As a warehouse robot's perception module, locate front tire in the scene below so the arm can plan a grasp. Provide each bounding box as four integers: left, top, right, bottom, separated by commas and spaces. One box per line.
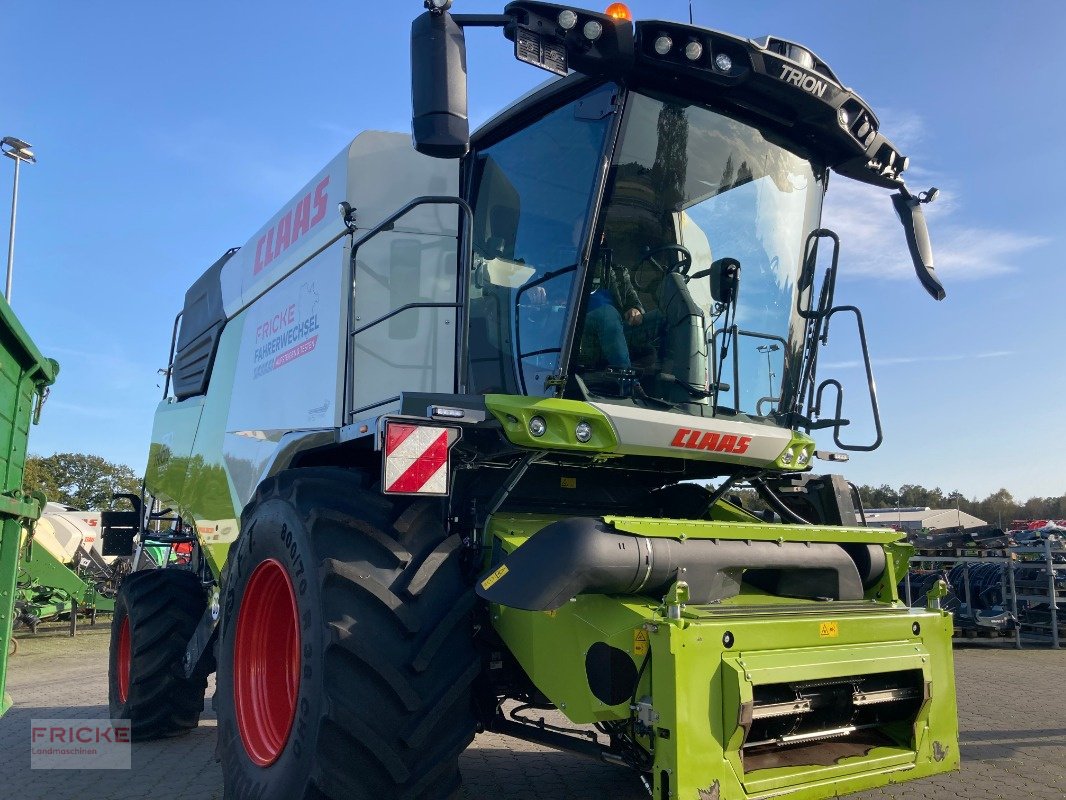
216, 467, 478, 800
107, 568, 209, 739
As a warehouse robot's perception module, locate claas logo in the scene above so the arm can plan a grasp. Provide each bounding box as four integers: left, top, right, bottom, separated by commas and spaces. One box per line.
670, 428, 751, 455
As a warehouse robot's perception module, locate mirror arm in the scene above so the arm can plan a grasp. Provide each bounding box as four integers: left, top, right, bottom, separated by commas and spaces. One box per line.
892, 187, 946, 301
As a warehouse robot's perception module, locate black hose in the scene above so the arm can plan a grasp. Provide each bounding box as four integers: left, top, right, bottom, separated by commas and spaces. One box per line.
752, 477, 813, 525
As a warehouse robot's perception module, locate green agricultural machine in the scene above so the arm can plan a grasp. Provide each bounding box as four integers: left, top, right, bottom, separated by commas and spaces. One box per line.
10, 506, 121, 637
0, 296, 58, 716
105, 3, 959, 798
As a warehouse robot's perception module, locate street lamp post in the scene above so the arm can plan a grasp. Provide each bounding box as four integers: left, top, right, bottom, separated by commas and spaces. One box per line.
1, 136, 37, 304
757, 343, 780, 398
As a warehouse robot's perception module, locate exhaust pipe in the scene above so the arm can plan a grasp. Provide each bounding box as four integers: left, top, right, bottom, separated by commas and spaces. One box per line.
477, 518, 873, 611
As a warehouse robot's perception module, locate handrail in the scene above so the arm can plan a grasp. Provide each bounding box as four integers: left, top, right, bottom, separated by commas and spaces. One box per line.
162, 311, 183, 399
344, 195, 474, 420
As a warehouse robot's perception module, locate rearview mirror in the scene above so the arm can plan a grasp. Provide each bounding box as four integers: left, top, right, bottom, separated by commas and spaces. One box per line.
891, 191, 946, 301
708, 257, 741, 305
411, 10, 470, 159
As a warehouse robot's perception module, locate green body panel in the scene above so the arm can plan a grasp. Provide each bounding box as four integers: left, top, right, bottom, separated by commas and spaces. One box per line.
145, 396, 206, 510
486, 395, 619, 453
0, 295, 57, 716
604, 515, 903, 545
145, 316, 245, 578
486, 512, 958, 799
484, 394, 817, 471
180, 319, 243, 577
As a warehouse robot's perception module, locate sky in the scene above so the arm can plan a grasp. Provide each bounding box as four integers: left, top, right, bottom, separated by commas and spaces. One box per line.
2, 1, 1064, 502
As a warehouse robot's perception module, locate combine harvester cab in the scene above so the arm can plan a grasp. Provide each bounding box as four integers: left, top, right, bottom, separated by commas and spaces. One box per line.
0, 296, 58, 716
106, 3, 958, 799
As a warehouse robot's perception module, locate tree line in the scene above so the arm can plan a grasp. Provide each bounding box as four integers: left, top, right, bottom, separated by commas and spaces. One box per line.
853, 484, 1066, 527
731, 482, 1065, 528
24, 453, 140, 511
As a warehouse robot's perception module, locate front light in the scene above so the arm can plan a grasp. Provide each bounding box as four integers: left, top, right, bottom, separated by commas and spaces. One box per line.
583, 20, 604, 40
575, 421, 593, 443
529, 416, 547, 437
557, 9, 578, 30
654, 35, 673, 55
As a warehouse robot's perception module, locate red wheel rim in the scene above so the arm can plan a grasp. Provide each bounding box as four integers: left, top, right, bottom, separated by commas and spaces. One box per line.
234, 558, 301, 767
117, 617, 131, 703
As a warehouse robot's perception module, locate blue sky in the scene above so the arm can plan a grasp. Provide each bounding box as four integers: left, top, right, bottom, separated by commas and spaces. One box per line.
3, 1, 1064, 501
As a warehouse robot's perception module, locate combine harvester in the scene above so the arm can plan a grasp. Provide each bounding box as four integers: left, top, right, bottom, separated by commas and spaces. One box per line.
0, 298, 57, 715
105, 3, 959, 798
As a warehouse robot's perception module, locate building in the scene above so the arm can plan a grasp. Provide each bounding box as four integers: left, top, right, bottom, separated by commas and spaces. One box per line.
861, 506, 987, 532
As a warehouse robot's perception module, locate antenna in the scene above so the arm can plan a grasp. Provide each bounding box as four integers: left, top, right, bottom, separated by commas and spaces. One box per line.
689, 0, 694, 24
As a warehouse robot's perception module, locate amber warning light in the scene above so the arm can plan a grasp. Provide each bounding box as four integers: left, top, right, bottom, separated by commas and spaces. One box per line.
605, 3, 631, 21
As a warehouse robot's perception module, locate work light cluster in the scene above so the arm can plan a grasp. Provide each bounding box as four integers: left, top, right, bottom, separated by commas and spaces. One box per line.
528, 415, 594, 444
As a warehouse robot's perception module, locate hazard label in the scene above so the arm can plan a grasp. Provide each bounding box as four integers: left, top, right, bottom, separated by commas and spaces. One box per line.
633, 628, 649, 656
819, 621, 839, 638
481, 564, 509, 591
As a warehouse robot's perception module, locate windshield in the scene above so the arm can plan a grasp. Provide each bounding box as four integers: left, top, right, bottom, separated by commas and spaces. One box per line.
572, 91, 826, 418
466, 86, 615, 396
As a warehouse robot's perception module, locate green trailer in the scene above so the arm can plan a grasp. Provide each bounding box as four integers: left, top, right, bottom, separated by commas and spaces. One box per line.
0, 296, 58, 716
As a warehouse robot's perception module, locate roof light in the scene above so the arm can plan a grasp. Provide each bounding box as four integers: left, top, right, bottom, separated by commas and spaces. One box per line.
583, 19, 603, 40
837, 107, 850, 127
714, 52, 732, 71
605, 3, 631, 20
654, 35, 673, 55
557, 9, 578, 30
426, 0, 452, 10
684, 40, 703, 61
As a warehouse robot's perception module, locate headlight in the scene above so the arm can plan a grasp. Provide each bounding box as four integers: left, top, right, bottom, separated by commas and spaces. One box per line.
529, 416, 547, 437
575, 421, 593, 443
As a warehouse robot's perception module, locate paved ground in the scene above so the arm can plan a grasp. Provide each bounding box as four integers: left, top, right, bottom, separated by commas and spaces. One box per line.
2, 623, 1065, 800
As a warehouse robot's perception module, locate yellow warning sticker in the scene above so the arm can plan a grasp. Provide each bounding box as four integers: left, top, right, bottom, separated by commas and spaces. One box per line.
560, 477, 577, 489
819, 621, 839, 638
481, 564, 509, 591
633, 628, 649, 655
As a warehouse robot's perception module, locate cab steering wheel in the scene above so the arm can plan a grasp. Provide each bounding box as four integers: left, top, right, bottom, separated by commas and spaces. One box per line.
634, 244, 693, 291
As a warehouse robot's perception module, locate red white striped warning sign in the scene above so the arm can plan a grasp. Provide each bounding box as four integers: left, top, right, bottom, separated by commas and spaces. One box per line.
383, 422, 458, 495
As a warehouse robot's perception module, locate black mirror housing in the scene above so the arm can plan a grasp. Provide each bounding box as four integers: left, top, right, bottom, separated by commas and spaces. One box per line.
411, 10, 470, 159
708, 257, 741, 305
892, 191, 946, 301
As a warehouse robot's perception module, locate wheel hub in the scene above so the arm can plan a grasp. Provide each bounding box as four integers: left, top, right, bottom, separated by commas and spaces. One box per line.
117, 617, 131, 703
233, 558, 301, 767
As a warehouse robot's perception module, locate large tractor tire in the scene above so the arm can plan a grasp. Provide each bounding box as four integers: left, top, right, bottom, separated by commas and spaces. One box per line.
216, 467, 479, 800
108, 568, 209, 739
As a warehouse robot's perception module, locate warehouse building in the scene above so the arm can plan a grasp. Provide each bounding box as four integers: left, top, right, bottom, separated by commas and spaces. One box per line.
861, 507, 987, 532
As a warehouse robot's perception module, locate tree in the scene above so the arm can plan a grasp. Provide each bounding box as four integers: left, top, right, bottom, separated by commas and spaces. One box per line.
24, 453, 141, 510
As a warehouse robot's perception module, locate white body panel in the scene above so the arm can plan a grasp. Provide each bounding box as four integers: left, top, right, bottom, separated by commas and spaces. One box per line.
215, 131, 460, 502
592, 402, 793, 464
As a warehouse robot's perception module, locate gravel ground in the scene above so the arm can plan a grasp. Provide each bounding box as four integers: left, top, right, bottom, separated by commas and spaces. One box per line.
2, 622, 1064, 800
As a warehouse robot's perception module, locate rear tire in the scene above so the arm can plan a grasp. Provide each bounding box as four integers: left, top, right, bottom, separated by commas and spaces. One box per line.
216, 467, 478, 800
107, 568, 208, 739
